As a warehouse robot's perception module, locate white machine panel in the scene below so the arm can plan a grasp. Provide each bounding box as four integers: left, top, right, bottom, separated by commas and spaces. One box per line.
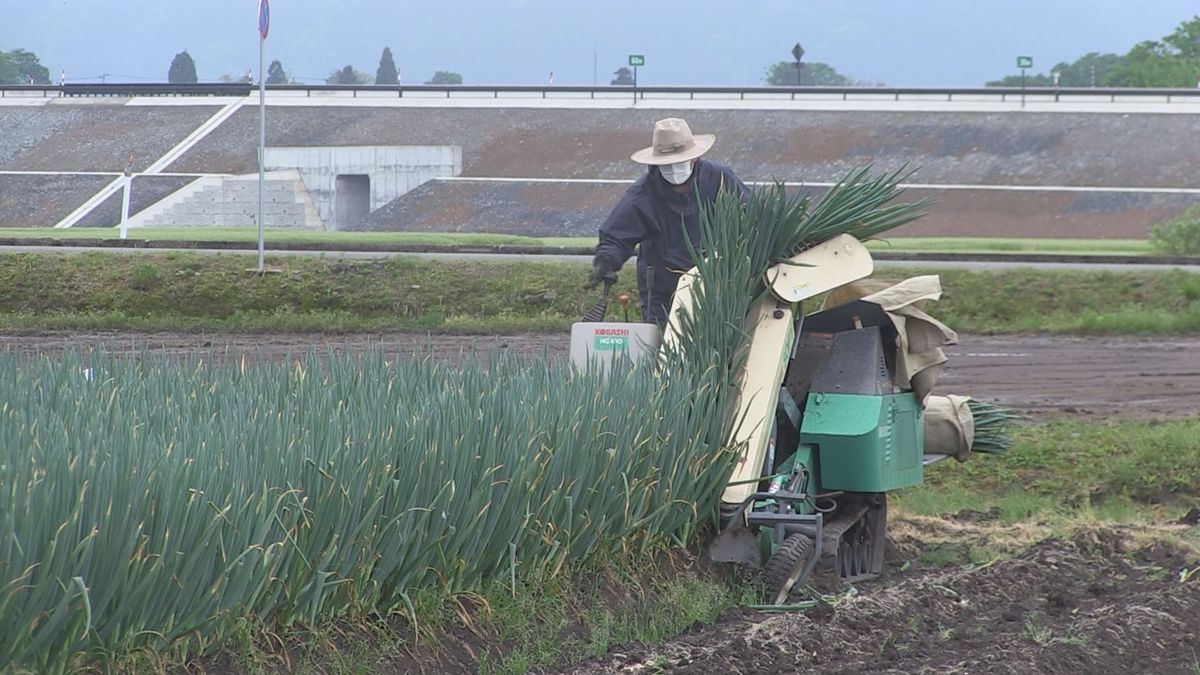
569, 322, 662, 370
767, 234, 874, 304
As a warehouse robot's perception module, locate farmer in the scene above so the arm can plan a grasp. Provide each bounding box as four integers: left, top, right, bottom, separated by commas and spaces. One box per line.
589, 118, 749, 327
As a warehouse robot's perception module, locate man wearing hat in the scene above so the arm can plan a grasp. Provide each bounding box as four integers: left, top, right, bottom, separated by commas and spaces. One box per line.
590, 118, 749, 326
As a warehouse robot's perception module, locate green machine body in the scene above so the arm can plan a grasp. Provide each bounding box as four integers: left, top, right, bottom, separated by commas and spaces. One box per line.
802, 391, 923, 493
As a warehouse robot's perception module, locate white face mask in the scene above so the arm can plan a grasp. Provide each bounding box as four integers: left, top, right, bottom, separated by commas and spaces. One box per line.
660, 160, 694, 185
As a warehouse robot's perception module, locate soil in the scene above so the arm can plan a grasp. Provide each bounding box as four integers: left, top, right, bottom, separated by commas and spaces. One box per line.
557, 532, 1200, 675
3, 331, 1198, 420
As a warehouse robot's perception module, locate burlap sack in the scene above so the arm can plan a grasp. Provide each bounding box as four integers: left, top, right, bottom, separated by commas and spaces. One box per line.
923, 394, 975, 462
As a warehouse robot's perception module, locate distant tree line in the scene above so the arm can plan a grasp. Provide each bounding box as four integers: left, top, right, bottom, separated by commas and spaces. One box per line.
19, 18, 1200, 91
325, 48, 461, 85
160, 47, 460, 86
988, 53, 1123, 87
988, 16, 1200, 87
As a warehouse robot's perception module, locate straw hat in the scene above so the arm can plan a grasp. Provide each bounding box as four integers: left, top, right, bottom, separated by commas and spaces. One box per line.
630, 118, 716, 165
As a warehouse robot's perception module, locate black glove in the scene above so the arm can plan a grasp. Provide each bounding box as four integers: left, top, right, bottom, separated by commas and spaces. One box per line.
588, 254, 619, 289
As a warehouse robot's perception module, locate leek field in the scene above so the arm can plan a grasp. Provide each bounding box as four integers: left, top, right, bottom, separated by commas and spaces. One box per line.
0, 351, 740, 672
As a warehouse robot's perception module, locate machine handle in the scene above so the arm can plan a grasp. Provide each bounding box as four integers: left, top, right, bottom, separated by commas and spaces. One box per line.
582, 279, 614, 322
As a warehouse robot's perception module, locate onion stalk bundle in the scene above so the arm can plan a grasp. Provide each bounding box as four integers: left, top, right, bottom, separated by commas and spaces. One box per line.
668, 166, 929, 370
968, 399, 1023, 455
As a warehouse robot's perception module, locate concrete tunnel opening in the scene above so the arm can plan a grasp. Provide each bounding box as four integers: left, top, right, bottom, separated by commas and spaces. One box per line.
334, 174, 370, 228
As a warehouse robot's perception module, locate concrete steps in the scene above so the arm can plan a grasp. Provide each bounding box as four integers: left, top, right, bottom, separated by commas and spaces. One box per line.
138, 171, 323, 229
54, 101, 244, 228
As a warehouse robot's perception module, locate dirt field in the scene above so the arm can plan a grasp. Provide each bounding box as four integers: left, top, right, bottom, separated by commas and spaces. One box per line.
559, 526, 1200, 675
4, 331, 1198, 420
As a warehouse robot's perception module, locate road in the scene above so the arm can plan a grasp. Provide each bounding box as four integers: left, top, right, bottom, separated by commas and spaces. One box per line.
3, 244, 1199, 272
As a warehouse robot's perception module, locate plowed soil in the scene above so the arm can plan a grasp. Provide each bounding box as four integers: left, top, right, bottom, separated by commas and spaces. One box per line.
559, 530, 1200, 675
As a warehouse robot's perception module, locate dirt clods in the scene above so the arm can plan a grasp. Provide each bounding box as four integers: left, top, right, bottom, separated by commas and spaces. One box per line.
560, 535, 1200, 675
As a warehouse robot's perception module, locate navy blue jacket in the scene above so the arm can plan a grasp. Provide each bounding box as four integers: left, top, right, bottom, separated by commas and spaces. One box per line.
596, 159, 749, 325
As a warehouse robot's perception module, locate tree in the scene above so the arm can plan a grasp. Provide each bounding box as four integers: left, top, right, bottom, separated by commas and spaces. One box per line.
1056, 53, 1124, 86
988, 52, 1124, 87
989, 17, 1200, 88
764, 60, 854, 86
986, 73, 1055, 87
326, 65, 370, 84
425, 70, 462, 85
168, 51, 198, 84
0, 52, 18, 85
4, 48, 50, 84
1104, 38, 1196, 87
611, 67, 634, 85
1150, 204, 1200, 255
375, 47, 398, 85
266, 60, 289, 84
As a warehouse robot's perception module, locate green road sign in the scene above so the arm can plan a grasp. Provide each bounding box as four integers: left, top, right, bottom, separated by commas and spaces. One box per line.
628, 54, 645, 67
1017, 56, 1033, 69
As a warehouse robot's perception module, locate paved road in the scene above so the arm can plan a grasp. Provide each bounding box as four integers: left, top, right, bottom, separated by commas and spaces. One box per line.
3, 244, 1199, 272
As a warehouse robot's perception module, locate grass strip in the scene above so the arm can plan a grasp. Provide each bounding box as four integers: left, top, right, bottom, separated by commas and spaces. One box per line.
0, 228, 1164, 256
897, 418, 1200, 523
867, 237, 1154, 256
1, 251, 1198, 334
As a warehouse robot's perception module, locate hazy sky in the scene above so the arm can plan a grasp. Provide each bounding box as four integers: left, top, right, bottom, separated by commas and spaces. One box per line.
2, 1, 1196, 86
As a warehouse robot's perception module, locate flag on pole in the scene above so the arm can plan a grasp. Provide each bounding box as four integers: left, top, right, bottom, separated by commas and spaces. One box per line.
258, 0, 270, 40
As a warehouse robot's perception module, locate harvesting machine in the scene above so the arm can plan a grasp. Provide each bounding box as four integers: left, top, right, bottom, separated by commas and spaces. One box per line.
571, 235, 976, 603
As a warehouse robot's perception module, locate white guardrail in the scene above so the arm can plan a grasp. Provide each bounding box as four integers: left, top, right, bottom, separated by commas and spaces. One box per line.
3, 83, 1200, 105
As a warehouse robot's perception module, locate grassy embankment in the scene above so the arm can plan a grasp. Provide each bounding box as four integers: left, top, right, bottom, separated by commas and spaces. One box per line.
0, 227, 1159, 255
1, 251, 1199, 334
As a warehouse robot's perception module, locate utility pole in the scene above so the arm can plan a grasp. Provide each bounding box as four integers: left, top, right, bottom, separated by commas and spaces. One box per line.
257, 0, 270, 272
